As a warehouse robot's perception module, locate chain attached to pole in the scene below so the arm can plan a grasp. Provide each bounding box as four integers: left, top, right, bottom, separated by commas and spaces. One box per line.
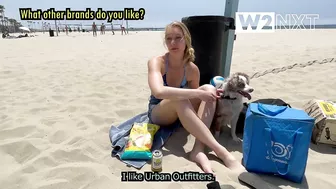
249, 58, 335, 80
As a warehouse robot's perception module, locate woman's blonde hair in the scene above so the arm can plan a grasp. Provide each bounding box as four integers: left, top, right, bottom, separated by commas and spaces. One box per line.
164, 21, 195, 63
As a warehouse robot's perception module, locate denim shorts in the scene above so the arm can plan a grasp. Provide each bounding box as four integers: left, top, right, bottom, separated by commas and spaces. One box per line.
147, 99, 182, 130
147, 103, 156, 123
148, 95, 164, 123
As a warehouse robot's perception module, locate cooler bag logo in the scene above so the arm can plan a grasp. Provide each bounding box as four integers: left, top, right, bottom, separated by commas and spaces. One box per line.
266, 141, 293, 164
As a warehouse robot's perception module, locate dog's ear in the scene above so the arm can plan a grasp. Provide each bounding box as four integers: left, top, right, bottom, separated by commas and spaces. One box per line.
236, 72, 250, 84
227, 75, 239, 91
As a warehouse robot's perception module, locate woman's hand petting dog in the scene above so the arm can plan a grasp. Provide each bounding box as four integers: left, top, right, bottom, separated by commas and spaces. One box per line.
198, 89, 224, 102
216, 89, 224, 98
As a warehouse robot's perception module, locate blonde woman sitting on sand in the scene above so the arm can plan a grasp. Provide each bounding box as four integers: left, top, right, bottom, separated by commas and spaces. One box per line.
147, 21, 245, 174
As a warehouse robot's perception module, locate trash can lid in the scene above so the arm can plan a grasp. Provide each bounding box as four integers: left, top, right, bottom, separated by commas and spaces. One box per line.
181, 15, 235, 30
182, 15, 234, 23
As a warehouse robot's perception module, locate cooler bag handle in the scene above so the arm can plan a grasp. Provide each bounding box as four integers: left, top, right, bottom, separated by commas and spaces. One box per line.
264, 128, 302, 176
258, 103, 288, 116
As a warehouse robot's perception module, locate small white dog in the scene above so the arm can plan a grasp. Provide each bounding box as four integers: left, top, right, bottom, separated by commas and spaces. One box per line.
211, 72, 254, 142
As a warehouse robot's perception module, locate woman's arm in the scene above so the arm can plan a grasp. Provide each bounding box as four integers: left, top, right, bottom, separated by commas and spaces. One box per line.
147, 57, 200, 100
186, 62, 200, 89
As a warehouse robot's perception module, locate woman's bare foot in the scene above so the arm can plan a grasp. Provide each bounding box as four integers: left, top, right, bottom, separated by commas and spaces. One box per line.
215, 146, 246, 173
222, 155, 246, 173
190, 150, 214, 174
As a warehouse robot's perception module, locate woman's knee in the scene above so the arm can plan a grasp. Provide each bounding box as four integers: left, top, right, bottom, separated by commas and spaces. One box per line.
169, 85, 217, 110
167, 99, 197, 113
199, 84, 217, 107
172, 99, 191, 107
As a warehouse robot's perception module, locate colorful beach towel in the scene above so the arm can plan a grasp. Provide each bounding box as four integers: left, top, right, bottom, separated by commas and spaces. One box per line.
109, 112, 181, 169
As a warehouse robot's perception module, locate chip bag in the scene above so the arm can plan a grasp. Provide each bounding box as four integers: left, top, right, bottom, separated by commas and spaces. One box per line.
120, 122, 160, 160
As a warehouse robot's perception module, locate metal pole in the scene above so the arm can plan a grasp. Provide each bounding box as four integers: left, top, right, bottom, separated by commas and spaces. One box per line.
222, 0, 239, 78
55, 20, 58, 36
126, 20, 128, 34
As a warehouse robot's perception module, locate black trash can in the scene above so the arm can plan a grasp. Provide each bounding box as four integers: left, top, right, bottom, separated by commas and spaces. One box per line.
49, 29, 54, 37
182, 16, 235, 85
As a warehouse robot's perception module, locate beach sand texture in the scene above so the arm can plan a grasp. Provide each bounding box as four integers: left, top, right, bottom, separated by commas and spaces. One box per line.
1, 30, 336, 189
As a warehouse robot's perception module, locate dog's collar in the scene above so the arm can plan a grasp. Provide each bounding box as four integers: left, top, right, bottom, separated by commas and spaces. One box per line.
222, 95, 237, 100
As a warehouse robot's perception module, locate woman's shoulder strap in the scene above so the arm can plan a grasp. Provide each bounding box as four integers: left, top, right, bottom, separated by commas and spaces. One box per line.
164, 53, 169, 74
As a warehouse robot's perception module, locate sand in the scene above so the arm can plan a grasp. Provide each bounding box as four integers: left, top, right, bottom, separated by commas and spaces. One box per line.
0, 29, 336, 189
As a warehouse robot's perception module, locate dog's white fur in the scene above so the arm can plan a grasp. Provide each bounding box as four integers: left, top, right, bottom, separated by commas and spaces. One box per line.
211, 72, 254, 142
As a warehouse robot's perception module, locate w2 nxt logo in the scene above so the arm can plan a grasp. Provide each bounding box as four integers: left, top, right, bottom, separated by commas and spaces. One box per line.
235, 12, 319, 33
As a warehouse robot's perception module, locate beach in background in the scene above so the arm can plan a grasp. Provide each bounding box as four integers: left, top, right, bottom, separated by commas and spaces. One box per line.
1, 29, 336, 189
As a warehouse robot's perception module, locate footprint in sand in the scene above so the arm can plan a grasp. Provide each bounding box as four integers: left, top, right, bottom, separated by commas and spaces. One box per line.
288, 79, 302, 86
0, 141, 41, 164
29, 107, 49, 114
127, 73, 142, 78
67, 136, 86, 146
263, 80, 273, 86
129, 97, 148, 105
82, 142, 104, 158
52, 95, 66, 101
48, 130, 69, 144
0, 106, 7, 112
76, 121, 88, 130
87, 92, 109, 99
104, 117, 116, 125
85, 114, 105, 126
0, 125, 36, 140
114, 98, 131, 107
167, 183, 183, 189
297, 93, 317, 100
0, 71, 12, 78
67, 106, 77, 113
76, 121, 86, 127
22, 156, 58, 174
79, 176, 114, 189
40, 116, 62, 127
51, 148, 94, 163
105, 86, 114, 92
37, 166, 98, 188
1, 114, 8, 121
115, 85, 126, 91
115, 109, 134, 118
85, 99, 101, 107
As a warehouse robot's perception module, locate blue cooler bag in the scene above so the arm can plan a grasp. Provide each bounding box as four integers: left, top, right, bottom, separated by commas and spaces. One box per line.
242, 103, 315, 183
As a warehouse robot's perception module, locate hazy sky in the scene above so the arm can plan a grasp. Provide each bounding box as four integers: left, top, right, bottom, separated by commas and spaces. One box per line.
1, 0, 335, 28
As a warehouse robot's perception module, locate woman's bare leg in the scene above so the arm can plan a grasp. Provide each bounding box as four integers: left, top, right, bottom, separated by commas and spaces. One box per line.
150, 85, 245, 172
188, 85, 215, 173
150, 85, 213, 173
189, 100, 213, 173
173, 98, 245, 172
